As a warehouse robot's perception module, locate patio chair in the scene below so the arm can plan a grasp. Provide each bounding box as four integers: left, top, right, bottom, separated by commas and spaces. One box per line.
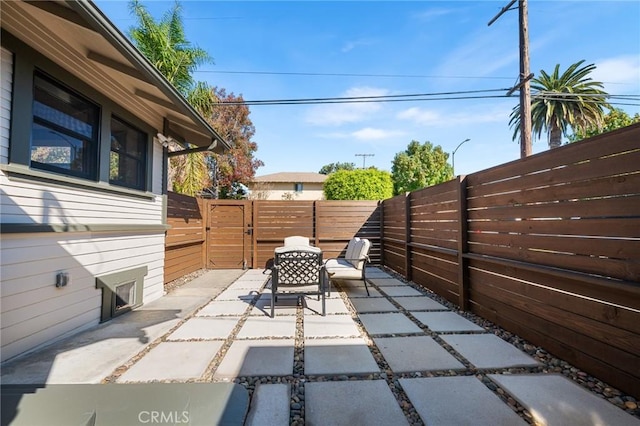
271, 246, 325, 317
324, 237, 372, 296
284, 235, 310, 247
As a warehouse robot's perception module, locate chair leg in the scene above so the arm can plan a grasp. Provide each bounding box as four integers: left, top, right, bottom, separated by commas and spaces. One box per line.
362, 269, 370, 296
271, 292, 275, 318
321, 292, 326, 316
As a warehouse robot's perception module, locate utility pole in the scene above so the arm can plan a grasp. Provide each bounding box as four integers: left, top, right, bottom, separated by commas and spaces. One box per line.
489, 0, 532, 158
355, 153, 374, 169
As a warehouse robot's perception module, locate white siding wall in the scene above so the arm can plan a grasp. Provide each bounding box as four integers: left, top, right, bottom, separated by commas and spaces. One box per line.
0, 232, 165, 362
1, 47, 12, 164
0, 48, 169, 361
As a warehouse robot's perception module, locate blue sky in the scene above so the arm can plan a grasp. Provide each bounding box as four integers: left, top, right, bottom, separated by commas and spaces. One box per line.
95, 1, 640, 177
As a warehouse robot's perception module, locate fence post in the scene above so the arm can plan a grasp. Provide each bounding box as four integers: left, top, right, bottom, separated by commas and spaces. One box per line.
457, 175, 469, 310
252, 201, 258, 269
405, 192, 413, 282
378, 200, 384, 267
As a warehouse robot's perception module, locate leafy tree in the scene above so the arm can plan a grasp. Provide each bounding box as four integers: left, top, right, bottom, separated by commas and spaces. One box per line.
568, 108, 640, 142
391, 140, 452, 195
509, 60, 610, 149
129, 1, 263, 198
323, 169, 393, 200
319, 162, 356, 174
205, 88, 263, 199
128, 0, 210, 96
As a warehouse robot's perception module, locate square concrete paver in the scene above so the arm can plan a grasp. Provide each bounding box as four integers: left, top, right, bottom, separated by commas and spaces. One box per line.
350, 297, 399, 313
214, 340, 294, 379
215, 288, 261, 301
400, 376, 526, 425
412, 311, 485, 332
118, 341, 222, 382
167, 317, 240, 341
306, 380, 408, 426
251, 296, 298, 316
304, 314, 361, 338
226, 279, 265, 291
237, 315, 296, 339
304, 338, 380, 375
198, 300, 250, 316
441, 334, 540, 369
489, 374, 640, 426
341, 286, 382, 298
245, 383, 290, 426
393, 296, 449, 311
303, 296, 350, 315
359, 313, 423, 335
365, 268, 392, 278
369, 277, 406, 287
374, 336, 465, 372
380, 286, 423, 297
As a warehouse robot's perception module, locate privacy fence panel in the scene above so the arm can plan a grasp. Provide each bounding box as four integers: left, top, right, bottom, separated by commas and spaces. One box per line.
164, 192, 205, 283
381, 194, 408, 276
381, 123, 640, 397
316, 201, 381, 262
408, 179, 461, 304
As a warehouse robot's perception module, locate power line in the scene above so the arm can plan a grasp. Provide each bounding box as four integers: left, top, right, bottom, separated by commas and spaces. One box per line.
194, 69, 515, 80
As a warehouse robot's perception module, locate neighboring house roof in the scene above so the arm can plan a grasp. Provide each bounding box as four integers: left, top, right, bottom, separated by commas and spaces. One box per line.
1, 0, 230, 152
252, 172, 328, 184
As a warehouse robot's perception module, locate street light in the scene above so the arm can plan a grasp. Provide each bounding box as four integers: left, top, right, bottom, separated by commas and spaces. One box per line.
451, 138, 470, 176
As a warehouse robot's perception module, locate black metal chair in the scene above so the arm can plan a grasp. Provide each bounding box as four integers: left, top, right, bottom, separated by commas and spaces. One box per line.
271, 247, 325, 318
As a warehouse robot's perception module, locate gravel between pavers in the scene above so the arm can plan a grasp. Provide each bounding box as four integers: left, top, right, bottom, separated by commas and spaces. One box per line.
106, 267, 639, 424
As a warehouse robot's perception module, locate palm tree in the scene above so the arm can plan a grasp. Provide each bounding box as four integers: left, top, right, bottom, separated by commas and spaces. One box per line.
128, 0, 211, 96
510, 60, 610, 149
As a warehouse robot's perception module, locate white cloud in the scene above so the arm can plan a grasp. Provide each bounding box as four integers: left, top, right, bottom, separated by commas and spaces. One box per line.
592, 55, 640, 95
412, 7, 456, 21
305, 87, 390, 126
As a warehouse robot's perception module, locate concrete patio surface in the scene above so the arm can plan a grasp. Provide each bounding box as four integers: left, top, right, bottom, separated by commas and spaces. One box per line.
2, 267, 638, 425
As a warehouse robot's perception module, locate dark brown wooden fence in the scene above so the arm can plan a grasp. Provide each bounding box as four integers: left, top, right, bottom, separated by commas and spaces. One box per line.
164, 192, 206, 283
165, 198, 381, 275
252, 200, 381, 268
381, 123, 640, 397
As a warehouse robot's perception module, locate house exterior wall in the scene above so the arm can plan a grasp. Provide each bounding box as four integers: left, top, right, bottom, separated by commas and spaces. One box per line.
252, 182, 325, 200
0, 44, 167, 362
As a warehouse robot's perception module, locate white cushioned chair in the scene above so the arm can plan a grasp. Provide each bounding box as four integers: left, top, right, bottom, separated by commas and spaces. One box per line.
324, 237, 372, 296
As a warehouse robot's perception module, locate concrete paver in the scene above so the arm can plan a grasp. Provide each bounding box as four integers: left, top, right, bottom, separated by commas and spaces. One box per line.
117, 341, 223, 383
359, 312, 423, 335
197, 300, 250, 316
489, 374, 640, 426
369, 277, 407, 287
305, 380, 409, 426
251, 295, 298, 316
374, 336, 465, 372
441, 334, 540, 369
400, 376, 526, 425
380, 286, 424, 297
304, 314, 361, 338
350, 297, 399, 313
237, 315, 297, 339
341, 286, 382, 298
214, 339, 294, 379
245, 383, 290, 426
364, 268, 392, 278
304, 338, 380, 375
167, 317, 240, 340
215, 287, 261, 301
226, 279, 266, 291
393, 296, 449, 311
303, 296, 351, 315
412, 311, 485, 332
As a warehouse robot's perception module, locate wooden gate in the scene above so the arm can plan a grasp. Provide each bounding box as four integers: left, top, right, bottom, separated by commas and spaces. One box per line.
206, 200, 252, 269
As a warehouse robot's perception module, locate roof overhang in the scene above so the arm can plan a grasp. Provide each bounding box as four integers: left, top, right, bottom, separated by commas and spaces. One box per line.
1, 0, 230, 152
